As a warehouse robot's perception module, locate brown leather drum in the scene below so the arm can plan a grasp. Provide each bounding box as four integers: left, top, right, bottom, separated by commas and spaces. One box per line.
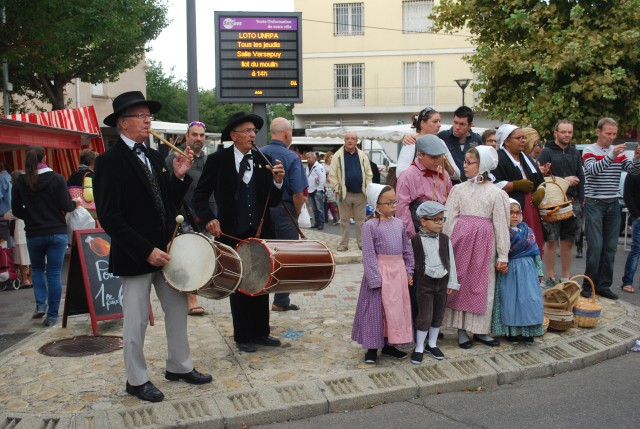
200, 240, 243, 300
162, 233, 242, 300
235, 239, 336, 296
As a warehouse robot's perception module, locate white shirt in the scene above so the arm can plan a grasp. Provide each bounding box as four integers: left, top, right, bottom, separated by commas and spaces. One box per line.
233, 146, 283, 189
307, 161, 326, 193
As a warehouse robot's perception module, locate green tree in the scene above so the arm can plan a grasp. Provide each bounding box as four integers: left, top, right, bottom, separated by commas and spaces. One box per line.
0, 0, 168, 110
146, 60, 187, 123
433, 0, 640, 141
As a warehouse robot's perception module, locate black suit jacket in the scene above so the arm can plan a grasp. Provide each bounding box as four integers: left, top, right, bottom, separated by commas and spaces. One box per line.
192, 146, 282, 245
93, 138, 192, 276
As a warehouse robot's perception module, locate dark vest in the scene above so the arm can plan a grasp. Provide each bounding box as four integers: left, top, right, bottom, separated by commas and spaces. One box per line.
411, 233, 450, 284
235, 173, 259, 235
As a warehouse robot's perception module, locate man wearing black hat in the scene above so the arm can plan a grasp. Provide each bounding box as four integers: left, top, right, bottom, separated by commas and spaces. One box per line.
193, 112, 285, 353
94, 91, 212, 403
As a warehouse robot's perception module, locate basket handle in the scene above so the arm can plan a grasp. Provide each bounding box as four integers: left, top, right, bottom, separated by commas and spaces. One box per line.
544, 180, 569, 201
570, 275, 596, 304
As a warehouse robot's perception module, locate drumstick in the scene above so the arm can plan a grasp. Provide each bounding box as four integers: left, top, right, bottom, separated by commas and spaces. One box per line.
148, 129, 194, 161
168, 215, 184, 253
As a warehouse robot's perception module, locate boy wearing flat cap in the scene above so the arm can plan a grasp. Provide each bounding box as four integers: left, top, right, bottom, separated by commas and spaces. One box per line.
396, 134, 452, 237
410, 201, 459, 364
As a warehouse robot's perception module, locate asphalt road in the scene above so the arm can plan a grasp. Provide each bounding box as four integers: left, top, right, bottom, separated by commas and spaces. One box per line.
257, 352, 640, 429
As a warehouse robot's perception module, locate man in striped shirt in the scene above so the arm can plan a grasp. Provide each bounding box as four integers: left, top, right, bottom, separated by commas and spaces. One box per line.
581, 118, 640, 300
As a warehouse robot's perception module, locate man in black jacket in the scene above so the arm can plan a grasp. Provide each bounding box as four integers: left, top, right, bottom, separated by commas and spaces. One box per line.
537, 119, 584, 288
193, 112, 285, 353
94, 91, 211, 403
621, 173, 640, 293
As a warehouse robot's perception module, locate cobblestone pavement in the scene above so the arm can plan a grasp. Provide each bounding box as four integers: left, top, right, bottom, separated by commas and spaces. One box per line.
0, 230, 639, 428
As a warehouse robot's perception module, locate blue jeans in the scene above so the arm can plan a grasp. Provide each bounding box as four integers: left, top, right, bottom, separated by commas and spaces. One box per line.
309, 191, 325, 226
622, 217, 640, 286
584, 199, 620, 292
27, 233, 68, 321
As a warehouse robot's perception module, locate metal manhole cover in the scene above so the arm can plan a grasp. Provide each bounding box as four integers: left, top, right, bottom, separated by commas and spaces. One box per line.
39, 335, 123, 357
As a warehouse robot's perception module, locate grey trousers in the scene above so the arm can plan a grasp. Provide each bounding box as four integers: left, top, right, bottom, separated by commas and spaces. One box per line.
122, 272, 193, 386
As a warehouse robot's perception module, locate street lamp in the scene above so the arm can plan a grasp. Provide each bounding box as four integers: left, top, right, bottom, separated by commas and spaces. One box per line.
454, 78, 472, 106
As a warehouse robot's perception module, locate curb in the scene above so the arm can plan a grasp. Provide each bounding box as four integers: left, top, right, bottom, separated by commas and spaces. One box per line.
2, 316, 638, 429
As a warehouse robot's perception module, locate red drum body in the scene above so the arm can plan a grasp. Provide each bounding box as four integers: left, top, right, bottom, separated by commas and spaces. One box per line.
162, 233, 242, 300
235, 239, 335, 296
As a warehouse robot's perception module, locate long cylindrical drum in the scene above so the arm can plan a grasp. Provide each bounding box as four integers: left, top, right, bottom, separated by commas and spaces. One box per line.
235, 239, 335, 296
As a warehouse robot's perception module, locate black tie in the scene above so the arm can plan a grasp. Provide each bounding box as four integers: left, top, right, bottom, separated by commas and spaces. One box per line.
133, 143, 147, 155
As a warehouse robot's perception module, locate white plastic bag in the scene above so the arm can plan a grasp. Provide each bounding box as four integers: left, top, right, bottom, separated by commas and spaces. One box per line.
66, 206, 96, 242
298, 203, 311, 228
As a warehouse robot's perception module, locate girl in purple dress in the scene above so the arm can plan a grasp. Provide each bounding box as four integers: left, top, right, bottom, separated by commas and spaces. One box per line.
352, 184, 415, 364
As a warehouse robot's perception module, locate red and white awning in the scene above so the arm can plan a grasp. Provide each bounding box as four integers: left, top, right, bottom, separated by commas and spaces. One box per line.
0, 106, 104, 178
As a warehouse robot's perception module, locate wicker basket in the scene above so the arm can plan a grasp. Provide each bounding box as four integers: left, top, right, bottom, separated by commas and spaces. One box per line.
570, 275, 602, 328
538, 177, 574, 222
543, 316, 550, 335
544, 308, 575, 331
543, 280, 581, 310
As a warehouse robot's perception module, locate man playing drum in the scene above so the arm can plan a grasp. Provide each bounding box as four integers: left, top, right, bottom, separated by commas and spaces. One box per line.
94, 91, 212, 403
193, 111, 285, 353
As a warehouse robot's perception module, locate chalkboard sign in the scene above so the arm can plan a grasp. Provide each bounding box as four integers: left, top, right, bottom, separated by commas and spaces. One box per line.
63, 228, 154, 335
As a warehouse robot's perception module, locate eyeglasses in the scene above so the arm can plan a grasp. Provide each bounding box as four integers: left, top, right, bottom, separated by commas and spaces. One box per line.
188, 121, 206, 129
463, 160, 478, 166
233, 128, 260, 134
508, 135, 526, 141
510, 210, 522, 215
121, 113, 154, 120
378, 200, 398, 207
424, 217, 446, 224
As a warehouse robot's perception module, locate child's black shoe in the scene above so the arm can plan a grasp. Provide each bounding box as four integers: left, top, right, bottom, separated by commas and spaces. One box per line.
425, 345, 445, 360
410, 351, 423, 365
381, 345, 408, 359
364, 349, 377, 364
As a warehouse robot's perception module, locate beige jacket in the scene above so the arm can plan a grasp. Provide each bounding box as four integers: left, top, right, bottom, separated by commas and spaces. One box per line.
328, 146, 373, 202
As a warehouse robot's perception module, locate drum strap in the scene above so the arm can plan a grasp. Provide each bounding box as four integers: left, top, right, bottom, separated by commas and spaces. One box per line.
280, 201, 307, 240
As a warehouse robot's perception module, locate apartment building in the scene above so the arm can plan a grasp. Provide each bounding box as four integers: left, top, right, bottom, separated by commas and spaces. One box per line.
292, 0, 492, 128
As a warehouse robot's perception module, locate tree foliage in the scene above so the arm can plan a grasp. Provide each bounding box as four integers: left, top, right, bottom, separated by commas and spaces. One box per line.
433, 0, 640, 141
145, 60, 188, 123
0, 0, 168, 110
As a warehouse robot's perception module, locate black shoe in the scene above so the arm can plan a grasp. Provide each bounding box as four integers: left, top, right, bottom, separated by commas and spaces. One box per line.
272, 304, 300, 311
425, 346, 445, 360
522, 336, 534, 344
580, 289, 592, 298
458, 340, 473, 349
253, 335, 282, 347
381, 345, 408, 359
473, 335, 501, 347
410, 351, 423, 364
236, 341, 257, 352
505, 336, 521, 343
165, 368, 213, 385
364, 349, 377, 364
596, 288, 619, 300
311, 224, 319, 229
576, 248, 583, 258
126, 381, 164, 402
317, 224, 324, 230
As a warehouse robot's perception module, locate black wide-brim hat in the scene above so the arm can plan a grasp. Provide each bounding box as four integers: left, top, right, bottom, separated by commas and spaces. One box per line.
103, 91, 161, 127
221, 111, 264, 142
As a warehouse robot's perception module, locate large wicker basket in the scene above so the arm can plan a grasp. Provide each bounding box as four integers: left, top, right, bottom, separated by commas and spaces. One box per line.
543, 316, 550, 335
538, 177, 574, 222
571, 275, 602, 328
543, 280, 581, 310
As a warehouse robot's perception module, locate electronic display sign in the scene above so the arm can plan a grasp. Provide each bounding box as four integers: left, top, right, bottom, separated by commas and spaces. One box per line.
215, 12, 302, 103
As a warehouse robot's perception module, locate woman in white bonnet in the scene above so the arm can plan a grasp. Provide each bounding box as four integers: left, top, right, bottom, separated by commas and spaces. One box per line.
442, 145, 511, 349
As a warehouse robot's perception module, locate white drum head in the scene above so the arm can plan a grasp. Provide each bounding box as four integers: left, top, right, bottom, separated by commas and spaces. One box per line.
163, 233, 216, 292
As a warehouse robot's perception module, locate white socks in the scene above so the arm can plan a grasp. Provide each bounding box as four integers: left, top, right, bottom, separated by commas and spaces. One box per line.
415, 330, 428, 353
428, 327, 440, 348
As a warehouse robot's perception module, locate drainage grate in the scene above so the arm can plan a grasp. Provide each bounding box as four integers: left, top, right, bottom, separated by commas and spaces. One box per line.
39, 335, 122, 357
